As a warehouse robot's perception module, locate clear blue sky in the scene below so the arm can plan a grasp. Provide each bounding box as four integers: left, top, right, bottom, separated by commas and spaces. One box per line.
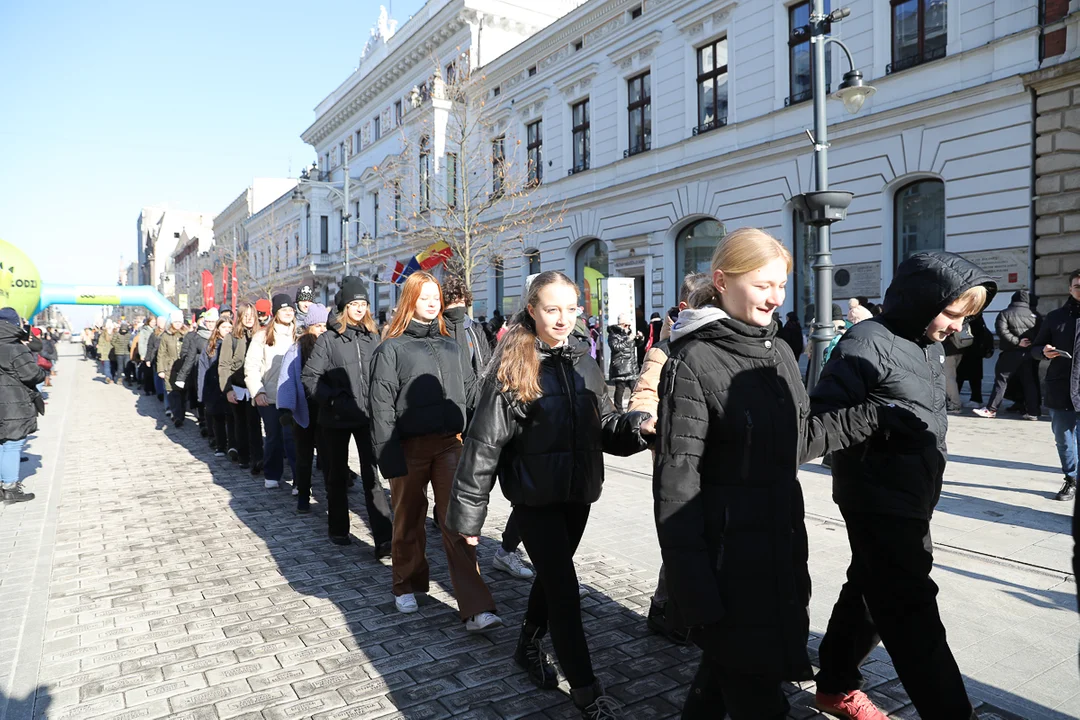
0, 0, 426, 327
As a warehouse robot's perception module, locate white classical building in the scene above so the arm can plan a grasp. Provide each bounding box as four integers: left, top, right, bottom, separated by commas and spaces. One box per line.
136, 206, 215, 303
299, 0, 1048, 323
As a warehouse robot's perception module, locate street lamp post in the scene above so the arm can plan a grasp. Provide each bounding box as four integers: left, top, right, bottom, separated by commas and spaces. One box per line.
797, 1, 876, 391
293, 159, 361, 277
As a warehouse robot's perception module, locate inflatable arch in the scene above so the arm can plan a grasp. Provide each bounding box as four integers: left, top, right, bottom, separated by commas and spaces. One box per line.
0, 238, 182, 321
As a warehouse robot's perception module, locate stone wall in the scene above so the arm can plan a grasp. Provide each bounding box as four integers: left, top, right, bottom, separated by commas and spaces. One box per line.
1028, 58, 1080, 313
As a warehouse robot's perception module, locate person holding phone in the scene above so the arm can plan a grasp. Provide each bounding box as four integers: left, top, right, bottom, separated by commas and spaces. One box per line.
1031, 269, 1080, 502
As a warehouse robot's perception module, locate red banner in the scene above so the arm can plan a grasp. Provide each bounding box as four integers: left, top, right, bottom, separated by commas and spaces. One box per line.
222, 263, 228, 311
201, 269, 216, 309
231, 262, 238, 317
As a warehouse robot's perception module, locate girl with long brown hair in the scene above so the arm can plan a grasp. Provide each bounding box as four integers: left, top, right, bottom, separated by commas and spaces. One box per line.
369, 272, 500, 630
447, 271, 650, 720
219, 302, 263, 470
302, 278, 392, 545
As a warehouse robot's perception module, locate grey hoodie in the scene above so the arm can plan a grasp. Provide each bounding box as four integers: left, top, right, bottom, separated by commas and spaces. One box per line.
669, 306, 730, 343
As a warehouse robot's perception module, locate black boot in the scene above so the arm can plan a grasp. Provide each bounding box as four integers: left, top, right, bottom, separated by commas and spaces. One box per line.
570, 679, 622, 719
1055, 475, 1077, 501
513, 622, 558, 689
1, 482, 35, 504
646, 600, 690, 645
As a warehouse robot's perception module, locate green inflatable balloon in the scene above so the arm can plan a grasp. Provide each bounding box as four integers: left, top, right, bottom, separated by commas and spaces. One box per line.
0, 239, 42, 319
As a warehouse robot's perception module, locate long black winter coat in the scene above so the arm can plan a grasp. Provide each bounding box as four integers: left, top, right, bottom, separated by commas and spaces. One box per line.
0, 322, 45, 442
447, 340, 648, 537
1031, 296, 1080, 410
812, 251, 997, 520
301, 322, 379, 429
606, 325, 637, 383
175, 329, 209, 388
144, 331, 162, 369
369, 319, 474, 479
655, 311, 882, 680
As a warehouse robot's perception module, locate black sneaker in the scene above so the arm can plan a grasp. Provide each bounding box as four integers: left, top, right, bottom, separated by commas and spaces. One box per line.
646, 600, 690, 645
199, 426, 208, 438
514, 623, 558, 689
250, 462, 263, 476
329, 535, 351, 546
1055, 476, 1076, 502
571, 680, 623, 719
227, 448, 239, 462
239, 460, 250, 470
297, 496, 310, 514
374, 540, 393, 560
2, 482, 35, 504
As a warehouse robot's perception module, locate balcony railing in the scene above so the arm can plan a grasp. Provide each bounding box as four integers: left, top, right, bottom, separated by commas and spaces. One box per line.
624, 138, 651, 158
886, 45, 946, 75
693, 116, 728, 136
785, 86, 830, 107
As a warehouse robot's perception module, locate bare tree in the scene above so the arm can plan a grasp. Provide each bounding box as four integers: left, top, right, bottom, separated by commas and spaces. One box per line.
365, 54, 564, 304
215, 202, 300, 306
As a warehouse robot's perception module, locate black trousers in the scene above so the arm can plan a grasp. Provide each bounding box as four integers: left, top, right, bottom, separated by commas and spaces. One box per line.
681, 653, 787, 720
291, 406, 324, 502
502, 509, 521, 552
987, 354, 1039, 415
210, 411, 234, 452
321, 425, 392, 543
231, 400, 263, 465
816, 511, 973, 720
515, 503, 593, 689
612, 381, 632, 411
168, 389, 186, 424
141, 363, 155, 394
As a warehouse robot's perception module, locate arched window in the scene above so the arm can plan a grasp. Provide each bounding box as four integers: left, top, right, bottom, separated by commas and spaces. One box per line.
575, 240, 608, 316
894, 179, 944, 266
525, 249, 541, 276
675, 219, 725, 283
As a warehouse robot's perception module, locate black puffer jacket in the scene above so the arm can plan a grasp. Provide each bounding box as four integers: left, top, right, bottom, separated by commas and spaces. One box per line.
1031, 296, 1080, 411
444, 307, 491, 377
369, 319, 474, 478
447, 340, 648, 536
175, 328, 209, 388
812, 251, 997, 520
997, 291, 1039, 353
0, 322, 45, 442
655, 309, 883, 680
302, 322, 379, 429
606, 325, 637, 383
144, 331, 162, 368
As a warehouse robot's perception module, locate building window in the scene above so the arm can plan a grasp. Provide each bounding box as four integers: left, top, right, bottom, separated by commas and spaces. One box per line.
394, 100, 403, 126
373, 191, 379, 238
571, 99, 590, 174
355, 131, 361, 151
419, 136, 431, 211
446, 153, 458, 208
493, 86, 501, 98
339, 142, 345, 165
494, 258, 505, 313
675, 219, 724, 288
575, 239, 609, 316
526, 249, 541, 275
446, 62, 457, 86
373, 116, 381, 141
394, 182, 403, 231
788, 0, 831, 106
889, 0, 948, 74
573, 39, 583, 51
319, 216, 329, 254
894, 179, 945, 266
354, 201, 361, 245
793, 211, 815, 323
527, 120, 543, 186
695, 38, 728, 135
630, 5, 642, 19
492, 136, 505, 196
627, 72, 651, 157
528, 66, 537, 77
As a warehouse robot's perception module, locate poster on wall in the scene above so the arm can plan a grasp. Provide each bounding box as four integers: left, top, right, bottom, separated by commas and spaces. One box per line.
600, 277, 636, 380
831, 262, 882, 300
958, 247, 1029, 291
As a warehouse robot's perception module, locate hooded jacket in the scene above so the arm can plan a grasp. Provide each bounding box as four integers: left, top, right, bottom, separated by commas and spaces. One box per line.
654, 307, 884, 680
174, 327, 210, 389
448, 340, 649, 537
368, 319, 474, 479
812, 251, 997, 519
0, 321, 45, 442
606, 325, 638, 383
110, 328, 131, 362
156, 328, 185, 391
1031, 295, 1080, 411
627, 307, 721, 419
301, 322, 380, 429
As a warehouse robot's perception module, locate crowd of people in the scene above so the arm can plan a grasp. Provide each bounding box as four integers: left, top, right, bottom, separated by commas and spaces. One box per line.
48, 229, 1080, 720
0, 314, 52, 505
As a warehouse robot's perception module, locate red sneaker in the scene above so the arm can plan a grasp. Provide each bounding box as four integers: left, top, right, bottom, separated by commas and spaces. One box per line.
815, 690, 889, 720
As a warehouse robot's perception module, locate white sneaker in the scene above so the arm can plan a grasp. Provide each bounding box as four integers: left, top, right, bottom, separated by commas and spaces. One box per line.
214, 451, 225, 457
395, 593, 419, 614
292, 487, 299, 496
465, 611, 503, 632
492, 548, 534, 579
264, 479, 279, 489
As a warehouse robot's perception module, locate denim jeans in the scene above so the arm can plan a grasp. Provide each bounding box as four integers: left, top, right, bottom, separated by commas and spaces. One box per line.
0, 438, 26, 487
1049, 408, 1079, 479
154, 374, 166, 398
257, 404, 296, 482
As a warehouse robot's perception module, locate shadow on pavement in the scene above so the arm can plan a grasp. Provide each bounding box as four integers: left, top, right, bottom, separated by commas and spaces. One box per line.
938, 563, 1078, 614
948, 454, 1062, 477
0, 685, 51, 720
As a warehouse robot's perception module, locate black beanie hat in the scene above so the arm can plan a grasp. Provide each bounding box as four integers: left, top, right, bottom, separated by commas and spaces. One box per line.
337, 277, 369, 311
272, 293, 293, 316
295, 285, 314, 304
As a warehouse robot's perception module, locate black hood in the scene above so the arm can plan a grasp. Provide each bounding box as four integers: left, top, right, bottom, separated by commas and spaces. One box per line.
881, 251, 997, 342
1010, 290, 1030, 306
0, 321, 27, 345
673, 314, 780, 361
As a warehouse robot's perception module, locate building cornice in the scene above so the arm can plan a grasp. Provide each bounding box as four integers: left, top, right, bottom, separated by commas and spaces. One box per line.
607, 30, 662, 66
672, 0, 736, 35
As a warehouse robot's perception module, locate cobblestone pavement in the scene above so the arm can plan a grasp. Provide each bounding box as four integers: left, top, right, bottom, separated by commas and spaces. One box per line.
0, 347, 1077, 719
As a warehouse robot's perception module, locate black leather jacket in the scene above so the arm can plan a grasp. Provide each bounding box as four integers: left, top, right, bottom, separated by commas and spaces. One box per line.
447, 340, 648, 537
